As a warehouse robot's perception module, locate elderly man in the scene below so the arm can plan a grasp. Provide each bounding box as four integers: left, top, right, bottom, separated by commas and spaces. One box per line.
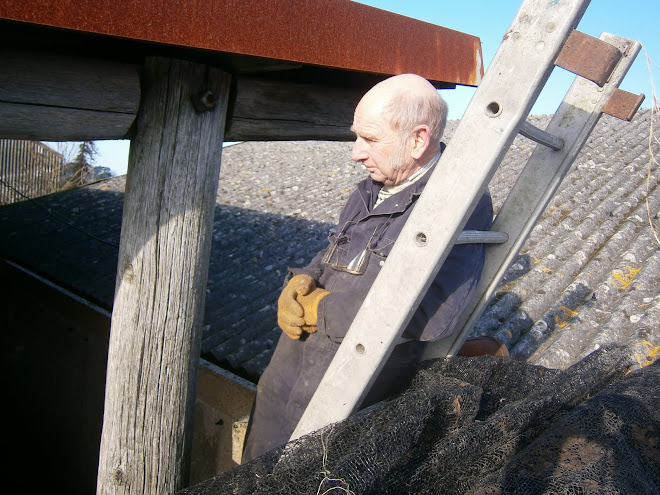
242, 74, 493, 461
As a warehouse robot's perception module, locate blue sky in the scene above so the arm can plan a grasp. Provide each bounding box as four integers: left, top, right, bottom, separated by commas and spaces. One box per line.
96, 0, 658, 175
359, 0, 658, 119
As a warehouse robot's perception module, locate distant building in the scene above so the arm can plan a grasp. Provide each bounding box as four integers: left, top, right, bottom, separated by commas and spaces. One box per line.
0, 140, 63, 205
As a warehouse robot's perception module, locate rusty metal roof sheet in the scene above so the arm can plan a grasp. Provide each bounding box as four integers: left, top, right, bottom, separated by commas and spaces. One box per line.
0, 0, 482, 87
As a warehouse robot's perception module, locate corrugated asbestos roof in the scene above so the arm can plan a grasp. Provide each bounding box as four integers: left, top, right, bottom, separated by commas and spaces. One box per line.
1, 110, 658, 381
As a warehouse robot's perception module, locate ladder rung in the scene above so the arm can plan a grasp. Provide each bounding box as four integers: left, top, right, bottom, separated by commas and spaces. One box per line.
555, 30, 622, 87
519, 121, 564, 150
456, 230, 509, 244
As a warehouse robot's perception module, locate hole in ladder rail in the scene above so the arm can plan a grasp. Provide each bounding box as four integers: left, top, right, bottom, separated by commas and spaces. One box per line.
355, 343, 366, 355
486, 101, 502, 117
414, 232, 428, 246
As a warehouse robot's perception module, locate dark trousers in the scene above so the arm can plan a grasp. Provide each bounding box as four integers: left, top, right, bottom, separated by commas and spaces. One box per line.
242, 330, 425, 462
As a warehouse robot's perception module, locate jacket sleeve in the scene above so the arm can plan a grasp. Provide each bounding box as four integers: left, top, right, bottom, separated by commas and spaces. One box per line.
404, 242, 485, 341
313, 272, 373, 342
285, 247, 327, 285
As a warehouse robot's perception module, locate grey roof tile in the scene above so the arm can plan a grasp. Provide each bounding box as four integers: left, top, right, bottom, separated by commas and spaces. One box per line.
1, 109, 657, 381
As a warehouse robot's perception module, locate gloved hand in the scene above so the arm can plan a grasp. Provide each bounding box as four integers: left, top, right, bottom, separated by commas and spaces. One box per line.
277, 274, 329, 339
277, 274, 316, 339
297, 287, 330, 333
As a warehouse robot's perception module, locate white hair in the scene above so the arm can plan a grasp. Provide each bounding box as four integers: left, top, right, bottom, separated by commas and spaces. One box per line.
382, 88, 448, 144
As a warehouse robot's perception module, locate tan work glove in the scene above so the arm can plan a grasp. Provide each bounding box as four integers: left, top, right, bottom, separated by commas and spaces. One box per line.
278, 274, 316, 339
277, 274, 329, 339
297, 287, 330, 334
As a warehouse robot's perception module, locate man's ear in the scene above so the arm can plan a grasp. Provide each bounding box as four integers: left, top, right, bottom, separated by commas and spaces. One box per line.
410, 125, 431, 159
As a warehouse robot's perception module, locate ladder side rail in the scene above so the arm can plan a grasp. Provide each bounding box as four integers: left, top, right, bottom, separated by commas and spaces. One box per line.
290, 0, 592, 442
422, 33, 643, 360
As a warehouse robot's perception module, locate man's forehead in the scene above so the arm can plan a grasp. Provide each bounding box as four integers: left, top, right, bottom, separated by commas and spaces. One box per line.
352, 97, 389, 133
351, 115, 388, 140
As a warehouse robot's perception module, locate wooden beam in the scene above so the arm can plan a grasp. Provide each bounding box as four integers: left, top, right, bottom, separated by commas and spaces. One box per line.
225, 76, 362, 141
96, 58, 230, 494
0, 49, 140, 141
0, 49, 360, 141
0, 102, 136, 141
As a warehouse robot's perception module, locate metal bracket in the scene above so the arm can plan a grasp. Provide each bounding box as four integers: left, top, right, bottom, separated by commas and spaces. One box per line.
602, 88, 646, 121
555, 30, 622, 86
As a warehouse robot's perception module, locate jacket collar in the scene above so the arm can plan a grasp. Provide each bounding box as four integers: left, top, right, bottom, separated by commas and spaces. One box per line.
356, 143, 444, 215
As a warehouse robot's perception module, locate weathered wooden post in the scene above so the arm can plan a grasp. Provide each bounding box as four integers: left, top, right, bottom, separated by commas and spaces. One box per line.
96, 57, 230, 494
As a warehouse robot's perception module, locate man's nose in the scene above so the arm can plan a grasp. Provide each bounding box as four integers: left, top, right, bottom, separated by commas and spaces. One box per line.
351, 139, 368, 162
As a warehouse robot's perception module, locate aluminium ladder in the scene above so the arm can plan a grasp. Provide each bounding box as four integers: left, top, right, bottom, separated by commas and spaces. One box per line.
291, 0, 645, 442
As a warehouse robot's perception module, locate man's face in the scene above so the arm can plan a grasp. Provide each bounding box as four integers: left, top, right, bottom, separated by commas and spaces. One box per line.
350, 100, 413, 186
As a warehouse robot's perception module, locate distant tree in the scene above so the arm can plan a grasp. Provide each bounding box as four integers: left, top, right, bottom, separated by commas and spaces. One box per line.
62, 141, 98, 188
92, 166, 114, 181
49, 141, 78, 165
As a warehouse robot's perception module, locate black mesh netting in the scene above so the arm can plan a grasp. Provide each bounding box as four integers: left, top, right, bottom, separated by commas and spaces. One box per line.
180, 345, 660, 494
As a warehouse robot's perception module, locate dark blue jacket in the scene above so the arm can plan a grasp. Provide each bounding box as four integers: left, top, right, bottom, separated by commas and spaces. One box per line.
290, 160, 493, 343
243, 157, 494, 462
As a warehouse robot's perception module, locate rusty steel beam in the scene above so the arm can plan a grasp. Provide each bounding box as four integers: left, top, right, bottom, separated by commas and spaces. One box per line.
0, 0, 483, 87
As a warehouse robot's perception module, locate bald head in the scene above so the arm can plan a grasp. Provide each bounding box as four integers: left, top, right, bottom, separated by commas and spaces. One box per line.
350, 74, 447, 185
357, 74, 448, 143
